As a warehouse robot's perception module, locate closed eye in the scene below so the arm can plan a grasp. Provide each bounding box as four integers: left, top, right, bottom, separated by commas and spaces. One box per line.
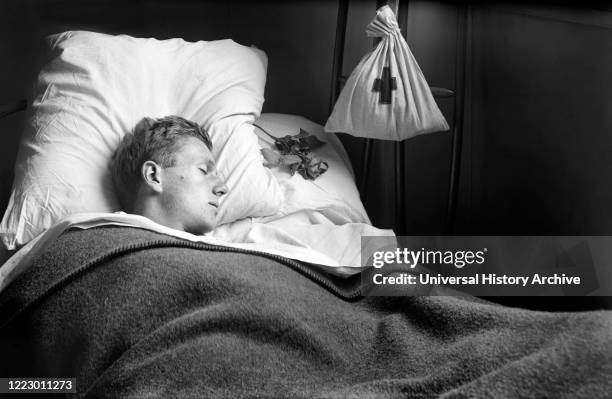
199, 168, 208, 175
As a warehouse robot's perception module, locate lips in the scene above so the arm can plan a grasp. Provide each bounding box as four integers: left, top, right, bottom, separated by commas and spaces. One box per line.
208, 202, 219, 209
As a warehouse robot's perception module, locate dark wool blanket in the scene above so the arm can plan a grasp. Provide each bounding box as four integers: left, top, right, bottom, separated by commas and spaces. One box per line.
1, 226, 611, 398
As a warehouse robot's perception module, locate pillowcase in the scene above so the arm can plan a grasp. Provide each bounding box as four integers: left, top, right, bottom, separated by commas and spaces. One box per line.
0, 30, 282, 250
253, 113, 370, 224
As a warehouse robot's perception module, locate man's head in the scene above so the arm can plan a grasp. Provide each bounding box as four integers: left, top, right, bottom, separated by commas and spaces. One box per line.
111, 115, 228, 235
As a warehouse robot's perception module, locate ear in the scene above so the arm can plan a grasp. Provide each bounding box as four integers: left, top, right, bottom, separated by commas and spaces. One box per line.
141, 160, 163, 193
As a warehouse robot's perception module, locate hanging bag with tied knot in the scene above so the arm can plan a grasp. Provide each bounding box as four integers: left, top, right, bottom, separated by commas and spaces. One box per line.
325, 5, 449, 140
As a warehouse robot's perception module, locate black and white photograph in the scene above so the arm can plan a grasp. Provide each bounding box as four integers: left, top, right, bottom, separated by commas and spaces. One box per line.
0, 0, 611, 397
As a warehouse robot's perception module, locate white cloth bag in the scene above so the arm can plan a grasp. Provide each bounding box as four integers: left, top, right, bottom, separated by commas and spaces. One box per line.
325, 5, 449, 140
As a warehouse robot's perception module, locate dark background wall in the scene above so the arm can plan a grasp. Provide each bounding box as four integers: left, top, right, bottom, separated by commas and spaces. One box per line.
463, 4, 612, 235
1, 0, 611, 238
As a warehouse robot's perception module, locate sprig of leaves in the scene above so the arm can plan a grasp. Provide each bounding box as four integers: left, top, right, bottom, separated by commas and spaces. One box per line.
257, 125, 329, 180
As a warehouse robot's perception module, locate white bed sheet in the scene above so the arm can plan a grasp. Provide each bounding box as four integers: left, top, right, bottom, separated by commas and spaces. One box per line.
0, 211, 394, 293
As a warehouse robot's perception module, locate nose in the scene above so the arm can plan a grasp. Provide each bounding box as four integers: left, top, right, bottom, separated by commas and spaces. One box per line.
212, 176, 228, 197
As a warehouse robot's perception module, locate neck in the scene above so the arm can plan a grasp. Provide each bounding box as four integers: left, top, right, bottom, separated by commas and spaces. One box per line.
132, 196, 183, 232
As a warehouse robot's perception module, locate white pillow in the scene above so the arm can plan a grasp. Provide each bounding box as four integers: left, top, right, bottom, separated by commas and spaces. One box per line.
253, 113, 370, 224
0, 31, 282, 250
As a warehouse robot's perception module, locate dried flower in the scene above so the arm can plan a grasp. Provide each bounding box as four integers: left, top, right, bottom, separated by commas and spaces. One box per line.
256, 125, 329, 180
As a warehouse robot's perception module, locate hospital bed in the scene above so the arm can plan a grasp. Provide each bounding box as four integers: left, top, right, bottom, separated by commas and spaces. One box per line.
0, 1, 611, 397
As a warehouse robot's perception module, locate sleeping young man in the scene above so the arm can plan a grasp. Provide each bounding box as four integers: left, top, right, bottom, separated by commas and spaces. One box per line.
110, 115, 228, 235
